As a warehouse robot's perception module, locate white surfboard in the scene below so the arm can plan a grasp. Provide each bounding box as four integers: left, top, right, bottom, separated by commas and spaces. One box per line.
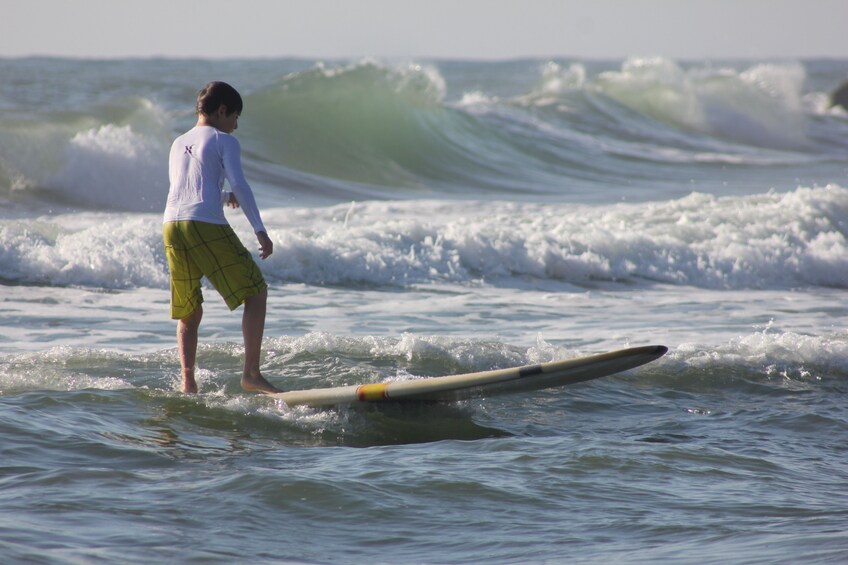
269, 344, 667, 407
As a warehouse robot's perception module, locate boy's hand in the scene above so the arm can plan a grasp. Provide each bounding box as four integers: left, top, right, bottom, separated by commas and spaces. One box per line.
256, 231, 273, 259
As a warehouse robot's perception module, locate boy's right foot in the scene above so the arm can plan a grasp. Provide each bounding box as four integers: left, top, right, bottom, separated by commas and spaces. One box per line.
241, 373, 282, 394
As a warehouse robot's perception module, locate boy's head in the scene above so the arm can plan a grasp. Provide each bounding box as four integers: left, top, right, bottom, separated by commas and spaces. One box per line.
196, 81, 243, 117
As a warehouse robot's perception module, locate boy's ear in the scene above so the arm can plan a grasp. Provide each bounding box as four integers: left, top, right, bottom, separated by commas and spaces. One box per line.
216, 104, 228, 117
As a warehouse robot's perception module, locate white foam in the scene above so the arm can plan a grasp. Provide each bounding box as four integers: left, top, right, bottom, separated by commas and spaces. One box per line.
0, 214, 167, 287
595, 58, 811, 150
0, 347, 134, 393
253, 184, 848, 289
0, 97, 172, 211
266, 331, 563, 374
2, 185, 847, 291
49, 123, 169, 212
674, 325, 848, 380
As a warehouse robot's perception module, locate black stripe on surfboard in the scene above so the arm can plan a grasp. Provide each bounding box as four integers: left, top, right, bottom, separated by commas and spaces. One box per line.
518, 364, 543, 377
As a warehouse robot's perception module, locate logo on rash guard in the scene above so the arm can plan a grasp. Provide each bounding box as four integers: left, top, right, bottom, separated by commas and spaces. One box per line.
184, 145, 194, 156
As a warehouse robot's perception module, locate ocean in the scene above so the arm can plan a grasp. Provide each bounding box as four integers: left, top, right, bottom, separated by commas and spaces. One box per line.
1, 56, 848, 564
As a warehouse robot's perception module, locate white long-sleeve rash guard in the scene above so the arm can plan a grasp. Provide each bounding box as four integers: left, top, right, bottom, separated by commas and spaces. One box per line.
164, 125, 266, 234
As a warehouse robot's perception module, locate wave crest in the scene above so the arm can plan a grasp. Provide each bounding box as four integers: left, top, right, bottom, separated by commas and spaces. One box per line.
243, 61, 463, 188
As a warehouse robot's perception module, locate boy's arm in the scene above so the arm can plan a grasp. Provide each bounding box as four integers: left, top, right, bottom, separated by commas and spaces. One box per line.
220, 135, 266, 233
220, 135, 273, 259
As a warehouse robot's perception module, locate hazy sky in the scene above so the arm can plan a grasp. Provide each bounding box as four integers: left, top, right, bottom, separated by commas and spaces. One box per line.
3, 0, 847, 60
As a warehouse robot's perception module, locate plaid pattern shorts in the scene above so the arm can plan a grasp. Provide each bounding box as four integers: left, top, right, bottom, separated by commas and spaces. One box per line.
163, 221, 267, 320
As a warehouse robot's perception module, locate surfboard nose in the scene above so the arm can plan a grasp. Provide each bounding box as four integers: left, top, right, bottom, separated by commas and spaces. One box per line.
643, 345, 669, 358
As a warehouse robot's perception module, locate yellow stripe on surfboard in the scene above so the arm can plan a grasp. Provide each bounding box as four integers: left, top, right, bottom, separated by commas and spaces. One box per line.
356, 383, 389, 401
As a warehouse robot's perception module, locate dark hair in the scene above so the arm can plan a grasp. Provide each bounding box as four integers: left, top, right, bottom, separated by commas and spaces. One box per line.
196, 81, 243, 116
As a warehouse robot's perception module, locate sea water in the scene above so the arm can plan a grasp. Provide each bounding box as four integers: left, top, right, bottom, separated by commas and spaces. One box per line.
1, 56, 848, 564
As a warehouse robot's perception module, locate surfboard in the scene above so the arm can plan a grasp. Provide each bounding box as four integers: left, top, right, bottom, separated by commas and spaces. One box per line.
269, 344, 667, 407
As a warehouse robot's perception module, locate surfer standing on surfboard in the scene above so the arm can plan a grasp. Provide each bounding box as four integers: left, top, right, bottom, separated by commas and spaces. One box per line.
163, 81, 281, 394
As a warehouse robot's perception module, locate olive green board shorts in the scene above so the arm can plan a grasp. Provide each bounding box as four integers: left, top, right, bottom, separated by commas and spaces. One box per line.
163, 221, 267, 320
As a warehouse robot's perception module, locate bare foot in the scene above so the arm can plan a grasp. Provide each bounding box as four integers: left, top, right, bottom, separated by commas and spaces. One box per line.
241, 373, 282, 394
183, 371, 197, 394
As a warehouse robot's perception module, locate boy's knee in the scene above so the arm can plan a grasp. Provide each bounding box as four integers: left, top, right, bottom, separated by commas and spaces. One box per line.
246, 289, 267, 304
180, 305, 203, 326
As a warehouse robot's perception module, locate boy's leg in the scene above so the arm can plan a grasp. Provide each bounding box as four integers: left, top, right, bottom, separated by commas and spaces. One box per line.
181, 223, 279, 392
164, 221, 205, 393
178, 306, 203, 393
240, 289, 281, 393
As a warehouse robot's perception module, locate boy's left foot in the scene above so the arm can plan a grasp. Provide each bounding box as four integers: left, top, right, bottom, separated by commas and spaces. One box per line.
182, 372, 198, 394
241, 373, 282, 393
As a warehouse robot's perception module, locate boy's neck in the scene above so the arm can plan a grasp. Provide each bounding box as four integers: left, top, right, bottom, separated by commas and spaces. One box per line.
196, 108, 238, 134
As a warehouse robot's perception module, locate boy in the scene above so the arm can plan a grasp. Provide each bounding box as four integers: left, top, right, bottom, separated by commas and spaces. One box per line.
163, 81, 280, 394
